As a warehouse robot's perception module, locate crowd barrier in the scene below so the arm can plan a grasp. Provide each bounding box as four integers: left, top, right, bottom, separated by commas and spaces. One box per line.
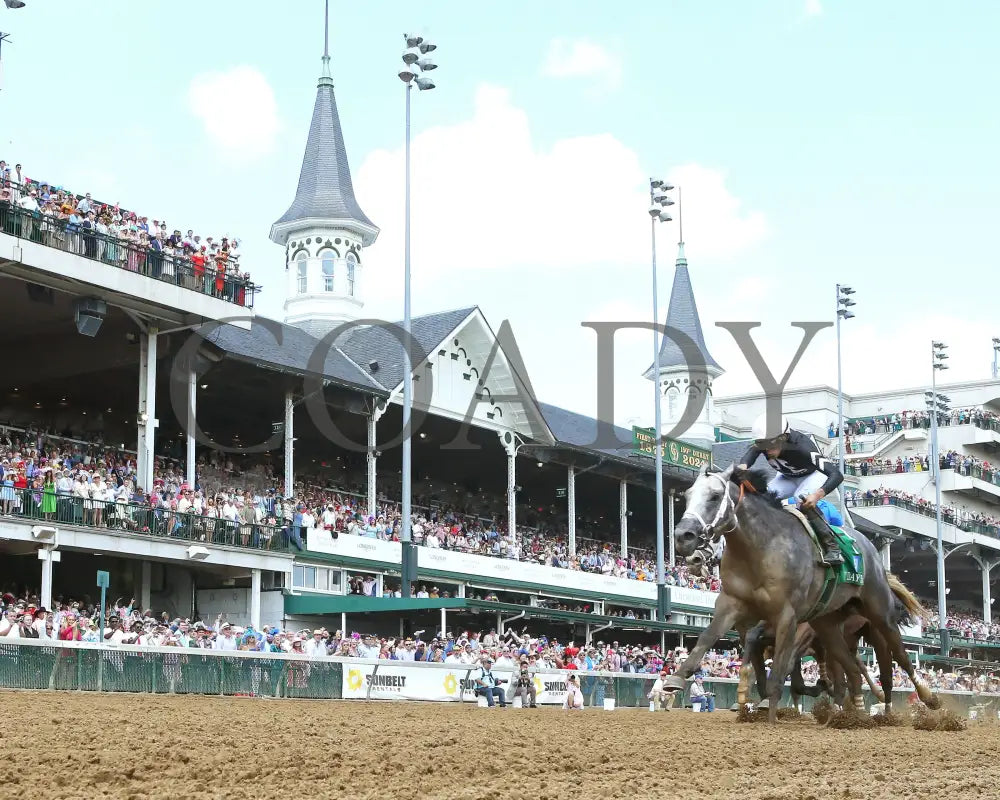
1, 639, 997, 715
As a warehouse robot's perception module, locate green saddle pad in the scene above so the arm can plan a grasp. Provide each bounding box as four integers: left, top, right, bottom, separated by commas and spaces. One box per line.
800, 523, 864, 622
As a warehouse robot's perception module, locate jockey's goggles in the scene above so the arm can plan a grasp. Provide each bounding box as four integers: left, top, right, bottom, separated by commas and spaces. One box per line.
754, 435, 785, 450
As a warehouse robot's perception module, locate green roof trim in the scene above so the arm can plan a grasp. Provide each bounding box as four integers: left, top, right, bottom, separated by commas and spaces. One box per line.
285, 595, 468, 615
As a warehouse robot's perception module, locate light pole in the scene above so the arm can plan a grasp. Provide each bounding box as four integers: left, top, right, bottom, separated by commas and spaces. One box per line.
992, 338, 1000, 380
836, 284, 856, 514
929, 340, 950, 655
398, 33, 437, 597
649, 177, 674, 621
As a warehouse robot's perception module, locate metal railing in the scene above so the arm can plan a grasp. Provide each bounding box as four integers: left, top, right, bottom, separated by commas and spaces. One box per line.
847, 494, 1000, 539
0, 640, 995, 711
0, 201, 257, 308
0, 487, 288, 552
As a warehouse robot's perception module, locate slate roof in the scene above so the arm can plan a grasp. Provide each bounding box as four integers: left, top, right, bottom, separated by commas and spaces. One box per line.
203, 316, 384, 393
538, 402, 636, 456
271, 76, 376, 235
337, 307, 478, 390
644, 245, 723, 377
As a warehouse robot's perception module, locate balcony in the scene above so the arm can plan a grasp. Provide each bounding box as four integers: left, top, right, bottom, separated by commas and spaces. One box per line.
940, 465, 1000, 505
847, 496, 1000, 553
0, 487, 293, 570
0, 203, 256, 327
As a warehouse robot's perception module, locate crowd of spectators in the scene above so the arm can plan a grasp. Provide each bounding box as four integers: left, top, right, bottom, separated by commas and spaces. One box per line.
2, 590, 997, 698
0, 425, 722, 593
0, 159, 253, 304
845, 487, 1000, 537
830, 407, 1000, 439
846, 451, 998, 482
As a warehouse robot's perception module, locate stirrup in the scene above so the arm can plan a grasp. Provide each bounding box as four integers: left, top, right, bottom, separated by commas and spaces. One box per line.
822, 548, 845, 566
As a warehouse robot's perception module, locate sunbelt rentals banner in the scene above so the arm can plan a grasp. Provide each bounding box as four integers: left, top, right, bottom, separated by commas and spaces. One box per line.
341, 664, 578, 705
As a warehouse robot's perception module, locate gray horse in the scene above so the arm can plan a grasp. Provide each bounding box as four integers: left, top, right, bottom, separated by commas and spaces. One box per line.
662, 463, 938, 722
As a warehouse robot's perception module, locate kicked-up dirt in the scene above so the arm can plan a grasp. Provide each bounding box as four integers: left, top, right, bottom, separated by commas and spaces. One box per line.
2, 691, 999, 799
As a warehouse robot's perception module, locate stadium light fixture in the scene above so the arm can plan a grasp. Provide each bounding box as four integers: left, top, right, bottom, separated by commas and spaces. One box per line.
648, 174, 676, 622
929, 338, 949, 656
835, 283, 857, 516
398, 31, 441, 598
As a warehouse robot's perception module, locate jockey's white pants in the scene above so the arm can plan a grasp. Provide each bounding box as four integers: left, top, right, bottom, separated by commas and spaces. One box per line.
766, 470, 827, 501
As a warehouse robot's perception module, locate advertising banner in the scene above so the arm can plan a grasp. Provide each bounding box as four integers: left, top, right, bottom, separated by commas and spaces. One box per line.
340, 663, 577, 705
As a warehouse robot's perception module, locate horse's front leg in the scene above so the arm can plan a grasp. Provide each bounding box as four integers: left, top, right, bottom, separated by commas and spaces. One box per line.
663, 594, 746, 690
763, 606, 798, 723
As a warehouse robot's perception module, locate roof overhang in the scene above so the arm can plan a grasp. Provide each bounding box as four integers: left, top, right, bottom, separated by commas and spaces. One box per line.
269, 217, 380, 248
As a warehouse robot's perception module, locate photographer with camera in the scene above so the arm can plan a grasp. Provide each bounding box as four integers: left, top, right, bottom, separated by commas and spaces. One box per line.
510, 659, 537, 708
474, 655, 507, 708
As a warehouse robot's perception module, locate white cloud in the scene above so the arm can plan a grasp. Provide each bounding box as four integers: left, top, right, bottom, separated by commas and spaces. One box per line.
541, 37, 623, 93
350, 84, 771, 428
804, 0, 823, 16
188, 66, 281, 162
355, 85, 767, 292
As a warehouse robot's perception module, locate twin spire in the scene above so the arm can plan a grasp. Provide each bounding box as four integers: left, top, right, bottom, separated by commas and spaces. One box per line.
269, 0, 378, 245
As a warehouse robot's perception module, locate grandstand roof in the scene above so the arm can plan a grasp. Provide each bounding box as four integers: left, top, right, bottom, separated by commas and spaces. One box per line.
643, 244, 723, 378
270, 52, 377, 243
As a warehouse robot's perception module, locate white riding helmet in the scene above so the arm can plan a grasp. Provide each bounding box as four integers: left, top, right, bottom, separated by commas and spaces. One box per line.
751, 412, 790, 444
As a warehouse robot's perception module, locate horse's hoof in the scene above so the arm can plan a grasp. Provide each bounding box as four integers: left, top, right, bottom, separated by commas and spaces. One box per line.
756, 698, 770, 710
661, 675, 685, 691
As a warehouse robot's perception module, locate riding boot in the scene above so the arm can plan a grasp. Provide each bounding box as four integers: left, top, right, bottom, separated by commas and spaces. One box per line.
803, 505, 845, 567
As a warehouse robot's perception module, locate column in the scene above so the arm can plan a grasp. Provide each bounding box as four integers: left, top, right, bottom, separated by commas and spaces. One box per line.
37, 547, 60, 612
440, 607, 447, 639
136, 327, 159, 492
983, 565, 992, 627
250, 568, 262, 630
619, 480, 628, 557
668, 488, 676, 567
498, 433, 517, 543
974, 555, 998, 626
880, 540, 891, 572
341, 612, 347, 636
283, 391, 294, 498
567, 466, 576, 556
186, 370, 197, 488
140, 561, 152, 612
367, 410, 381, 516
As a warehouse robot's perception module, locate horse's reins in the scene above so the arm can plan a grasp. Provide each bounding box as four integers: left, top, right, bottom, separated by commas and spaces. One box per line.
681, 474, 756, 543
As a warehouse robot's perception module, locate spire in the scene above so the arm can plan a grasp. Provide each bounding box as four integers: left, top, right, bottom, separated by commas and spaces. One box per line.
643, 241, 723, 378
270, 0, 378, 246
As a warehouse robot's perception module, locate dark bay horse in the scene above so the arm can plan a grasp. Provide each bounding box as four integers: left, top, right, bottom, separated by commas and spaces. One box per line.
663, 463, 938, 722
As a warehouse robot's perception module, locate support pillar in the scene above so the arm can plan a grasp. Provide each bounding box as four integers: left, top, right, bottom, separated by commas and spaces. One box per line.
880, 539, 891, 572
186, 370, 197, 488
619, 480, 628, 557
136, 327, 159, 493
498, 433, 518, 544
140, 561, 152, 612
972, 554, 999, 627
37, 546, 60, 612
283, 391, 294, 498
341, 612, 347, 637
440, 607, 447, 639
567, 466, 576, 557
668, 488, 676, 568
250, 568, 262, 631
366, 410, 382, 517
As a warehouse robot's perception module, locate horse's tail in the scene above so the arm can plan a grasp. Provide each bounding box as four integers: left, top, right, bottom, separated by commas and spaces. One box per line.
887, 572, 929, 626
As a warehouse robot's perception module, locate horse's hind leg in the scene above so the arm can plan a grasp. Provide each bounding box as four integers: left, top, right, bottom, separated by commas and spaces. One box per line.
856, 623, 889, 706
811, 617, 865, 711
869, 615, 939, 709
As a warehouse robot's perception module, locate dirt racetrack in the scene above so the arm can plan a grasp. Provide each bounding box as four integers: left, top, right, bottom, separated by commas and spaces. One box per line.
3, 692, 1000, 800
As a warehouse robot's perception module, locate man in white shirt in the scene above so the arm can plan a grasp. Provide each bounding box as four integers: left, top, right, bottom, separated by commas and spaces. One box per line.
647, 669, 677, 710
213, 622, 238, 650
304, 629, 328, 658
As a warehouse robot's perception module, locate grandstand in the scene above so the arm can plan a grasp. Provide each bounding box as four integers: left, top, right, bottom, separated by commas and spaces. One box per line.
2, 1, 999, 688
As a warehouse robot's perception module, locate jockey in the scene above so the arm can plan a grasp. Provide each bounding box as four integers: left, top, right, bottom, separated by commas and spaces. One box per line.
737, 413, 845, 567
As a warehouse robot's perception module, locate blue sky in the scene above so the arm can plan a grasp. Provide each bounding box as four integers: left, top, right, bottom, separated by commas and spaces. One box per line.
2, 1, 998, 427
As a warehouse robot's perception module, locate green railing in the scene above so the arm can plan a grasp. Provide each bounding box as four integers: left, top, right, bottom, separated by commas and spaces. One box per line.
0, 200, 257, 308
0, 640, 996, 714
1, 487, 289, 553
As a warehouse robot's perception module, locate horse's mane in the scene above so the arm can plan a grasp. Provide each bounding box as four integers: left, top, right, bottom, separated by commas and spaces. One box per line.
730, 466, 784, 510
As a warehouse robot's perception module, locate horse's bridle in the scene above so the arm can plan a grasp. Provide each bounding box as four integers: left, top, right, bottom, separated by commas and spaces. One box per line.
680, 473, 742, 545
